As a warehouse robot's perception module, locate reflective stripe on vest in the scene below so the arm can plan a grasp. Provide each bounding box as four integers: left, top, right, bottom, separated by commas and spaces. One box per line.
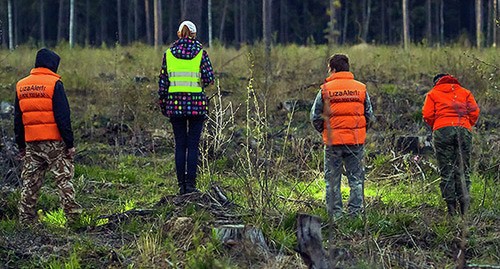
168, 72, 201, 78
166, 49, 203, 93
170, 81, 201, 87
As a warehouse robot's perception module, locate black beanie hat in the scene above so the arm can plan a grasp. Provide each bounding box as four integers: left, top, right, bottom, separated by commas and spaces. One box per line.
35, 48, 60, 73
433, 73, 448, 85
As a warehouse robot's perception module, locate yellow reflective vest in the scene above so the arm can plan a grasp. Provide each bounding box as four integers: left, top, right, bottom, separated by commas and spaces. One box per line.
166, 49, 203, 93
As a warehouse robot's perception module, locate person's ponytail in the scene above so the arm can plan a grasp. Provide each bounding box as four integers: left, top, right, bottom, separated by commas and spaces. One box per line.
179, 25, 196, 38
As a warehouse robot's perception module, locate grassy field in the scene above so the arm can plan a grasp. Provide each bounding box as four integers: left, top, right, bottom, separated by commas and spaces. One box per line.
0, 43, 499, 268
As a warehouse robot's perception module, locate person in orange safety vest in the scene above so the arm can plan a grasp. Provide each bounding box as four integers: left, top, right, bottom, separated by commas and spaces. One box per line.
14, 48, 81, 225
310, 54, 375, 218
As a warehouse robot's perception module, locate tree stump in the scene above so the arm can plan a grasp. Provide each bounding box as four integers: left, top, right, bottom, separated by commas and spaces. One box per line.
214, 224, 269, 253
296, 213, 330, 269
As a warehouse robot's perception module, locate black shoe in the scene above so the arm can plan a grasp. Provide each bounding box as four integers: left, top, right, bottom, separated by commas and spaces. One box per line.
185, 176, 198, 194
184, 187, 200, 194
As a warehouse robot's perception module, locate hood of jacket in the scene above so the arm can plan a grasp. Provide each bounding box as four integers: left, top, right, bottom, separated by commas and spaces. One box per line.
169, 37, 203, 59
35, 48, 60, 73
434, 75, 461, 92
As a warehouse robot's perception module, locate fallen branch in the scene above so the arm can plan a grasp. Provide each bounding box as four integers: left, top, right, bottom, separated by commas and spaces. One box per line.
465, 53, 499, 70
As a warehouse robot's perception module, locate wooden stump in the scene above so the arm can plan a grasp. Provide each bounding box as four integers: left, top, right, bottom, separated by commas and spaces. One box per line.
214, 224, 269, 253
296, 213, 330, 269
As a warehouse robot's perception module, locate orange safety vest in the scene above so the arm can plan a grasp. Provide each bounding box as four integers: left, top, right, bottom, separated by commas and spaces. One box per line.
16, 68, 62, 142
321, 72, 367, 145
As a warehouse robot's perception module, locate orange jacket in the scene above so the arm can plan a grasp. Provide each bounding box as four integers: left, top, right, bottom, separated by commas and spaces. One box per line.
321, 72, 367, 145
422, 75, 480, 131
16, 68, 63, 142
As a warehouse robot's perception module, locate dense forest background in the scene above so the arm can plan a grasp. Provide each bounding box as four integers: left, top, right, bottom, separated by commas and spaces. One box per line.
0, 0, 499, 48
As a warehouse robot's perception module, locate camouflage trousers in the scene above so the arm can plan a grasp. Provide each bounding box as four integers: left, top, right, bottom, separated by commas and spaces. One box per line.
19, 141, 81, 223
433, 126, 472, 204
324, 145, 365, 217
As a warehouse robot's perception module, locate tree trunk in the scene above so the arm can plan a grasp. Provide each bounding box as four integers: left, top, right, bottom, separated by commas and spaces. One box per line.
69, 0, 75, 48
388, 3, 393, 42
233, 1, 239, 45
208, 0, 212, 47
440, 0, 444, 45
180, 0, 187, 20
40, 0, 45, 46
8, 0, 14, 50
494, 0, 498, 47
296, 214, 330, 269
329, 0, 337, 45
279, 0, 288, 44
154, 0, 159, 49
218, 0, 228, 42
426, 0, 432, 45
158, 0, 163, 44
126, 0, 133, 44
134, 0, 139, 40
100, 0, 107, 45
381, 0, 386, 44
1, 1, 5, 47
342, 0, 349, 44
86, 0, 90, 45
145, 0, 152, 44
263, 0, 272, 48
250, 0, 258, 42
117, 0, 123, 44
168, 0, 174, 42
240, 0, 248, 44
362, 0, 371, 42
13, 0, 18, 45
57, 0, 65, 42
487, 0, 493, 46
263, 0, 272, 92
402, 0, 410, 49
477, 0, 483, 47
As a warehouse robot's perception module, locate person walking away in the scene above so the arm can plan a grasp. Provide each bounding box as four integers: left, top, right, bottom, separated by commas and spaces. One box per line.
14, 48, 81, 225
310, 54, 375, 218
158, 21, 215, 195
422, 73, 480, 216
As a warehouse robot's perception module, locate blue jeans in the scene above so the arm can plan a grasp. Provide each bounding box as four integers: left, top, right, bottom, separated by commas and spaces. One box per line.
170, 116, 205, 192
324, 145, 365, 216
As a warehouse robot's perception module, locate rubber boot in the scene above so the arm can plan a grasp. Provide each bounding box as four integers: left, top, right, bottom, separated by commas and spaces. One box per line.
446, 200, 457, 216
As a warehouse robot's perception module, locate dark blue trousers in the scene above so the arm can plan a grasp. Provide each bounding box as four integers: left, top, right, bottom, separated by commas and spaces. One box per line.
170, 116, 205, 193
